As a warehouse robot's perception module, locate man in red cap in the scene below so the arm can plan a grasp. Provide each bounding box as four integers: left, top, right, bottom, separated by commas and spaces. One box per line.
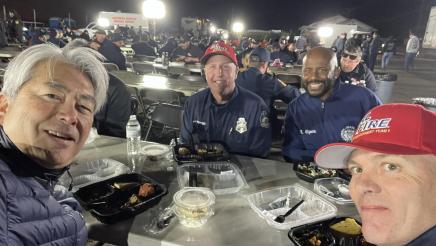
180, 40, 271, 157
315, 103, 436, 246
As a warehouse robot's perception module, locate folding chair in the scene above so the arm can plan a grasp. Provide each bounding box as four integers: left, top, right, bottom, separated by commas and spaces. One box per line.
144, 103, 183, 142
103, 63, 120, 72
132, 62, 155, 75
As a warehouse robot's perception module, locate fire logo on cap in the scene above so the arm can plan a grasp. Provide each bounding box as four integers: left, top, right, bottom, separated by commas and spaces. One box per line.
354, 113, 392, 138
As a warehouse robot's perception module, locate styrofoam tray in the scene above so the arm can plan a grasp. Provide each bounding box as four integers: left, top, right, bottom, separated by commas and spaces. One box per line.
58, 158, 130, 192
246, 184, 337, 230
177, 162, 248, 195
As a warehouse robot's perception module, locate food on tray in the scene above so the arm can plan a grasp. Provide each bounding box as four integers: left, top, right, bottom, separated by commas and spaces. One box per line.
124, 194, 140, 207
138, 183, 155, 197
178, 147, 191, 156
297, 163, 336, 178
330, 218, 362, 235
197, 148, 208, 156
308, 234, 322, 246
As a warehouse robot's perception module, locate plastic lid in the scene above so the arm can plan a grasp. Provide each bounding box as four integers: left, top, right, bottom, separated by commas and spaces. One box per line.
314, 177, 353, 205
129, 115, 137, 120
173, 187, 215, 209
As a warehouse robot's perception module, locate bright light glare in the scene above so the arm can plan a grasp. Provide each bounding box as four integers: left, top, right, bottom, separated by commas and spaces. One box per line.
141, 75, 168, 89
318, 26, 333, 38
210, 25, 217, 34
142, 0, 166, 19
232, 22, 244, 33
222, 33, 229, 39
97, 17, 110, 28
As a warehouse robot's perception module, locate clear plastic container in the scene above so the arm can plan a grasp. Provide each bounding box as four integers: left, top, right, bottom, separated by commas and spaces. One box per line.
176, 162, 248, 195
246, 184, 337, 230
314, 177, 354, 205
173, 187, 215, 228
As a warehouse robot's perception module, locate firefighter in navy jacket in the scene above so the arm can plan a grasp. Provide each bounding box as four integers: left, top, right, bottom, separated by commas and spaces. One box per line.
282, 47, 381, 163
181, 41, 271, 157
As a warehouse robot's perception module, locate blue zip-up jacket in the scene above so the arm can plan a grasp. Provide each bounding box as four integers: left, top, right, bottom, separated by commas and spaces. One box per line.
181, 85, 271, 157
236, 67, 300, 108
408, 225, 436, 246
0, 128, 87, 245
282, 81, 381, 162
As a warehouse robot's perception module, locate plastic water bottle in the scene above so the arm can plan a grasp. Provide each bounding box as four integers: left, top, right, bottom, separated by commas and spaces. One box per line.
126, 115, 141, 156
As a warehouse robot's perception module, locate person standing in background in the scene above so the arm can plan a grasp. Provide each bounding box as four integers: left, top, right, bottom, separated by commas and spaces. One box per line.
405, 31, 420, 71
368, 32, 381, 71
381, 36, 396, 70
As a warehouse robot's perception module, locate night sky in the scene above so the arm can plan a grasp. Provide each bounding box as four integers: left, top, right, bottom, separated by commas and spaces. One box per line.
3, 0, 436, 38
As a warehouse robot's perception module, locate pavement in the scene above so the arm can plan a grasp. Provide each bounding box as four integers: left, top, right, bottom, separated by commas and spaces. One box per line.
374, 54, 436, 103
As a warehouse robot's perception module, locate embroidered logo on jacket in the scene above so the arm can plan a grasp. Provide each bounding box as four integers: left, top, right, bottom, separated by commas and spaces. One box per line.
260, 111, 270, 128
235, 117, 248, 133
341, 126, 356, 142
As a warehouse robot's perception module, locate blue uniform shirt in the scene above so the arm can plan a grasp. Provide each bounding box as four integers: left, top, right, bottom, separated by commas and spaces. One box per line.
236, 67, 300, 108
407, 225, 436, 246
282, 81, 381, 162
181, 85, 272, 157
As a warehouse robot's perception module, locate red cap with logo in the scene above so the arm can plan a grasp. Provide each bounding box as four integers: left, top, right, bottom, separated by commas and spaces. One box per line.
201, 40, 238, 65
315, 103, 436, 169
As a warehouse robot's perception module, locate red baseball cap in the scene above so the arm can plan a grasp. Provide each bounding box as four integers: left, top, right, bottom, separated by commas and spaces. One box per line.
315, 103, 436, 169
201, 40, 238, 65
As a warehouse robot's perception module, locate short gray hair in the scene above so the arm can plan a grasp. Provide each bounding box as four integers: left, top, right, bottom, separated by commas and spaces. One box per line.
3, 43, 109, 112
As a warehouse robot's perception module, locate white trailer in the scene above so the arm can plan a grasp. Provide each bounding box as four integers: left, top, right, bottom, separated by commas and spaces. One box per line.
98, 11, 149, 29
423, 6, 436, 49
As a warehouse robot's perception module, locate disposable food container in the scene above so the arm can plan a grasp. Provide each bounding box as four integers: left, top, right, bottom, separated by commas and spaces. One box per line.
172, 142, 230, 164
177, 161, 247, 195
246, 184, 337, 230
173, 187, 215, 228
314, 178, 353, 205
74, 173, 167, 224
294, 163, 337, 183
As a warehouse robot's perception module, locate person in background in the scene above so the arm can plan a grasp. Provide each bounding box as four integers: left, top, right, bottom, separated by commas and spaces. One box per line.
339, 43, 377, 92
170, 34, 204, 63
79, 29, 91, 41
270, 42, 293, 64
30, 30, 47, 46
237, 47, 253, 71
381, 36, 396, 70
181, 41, 271, 157
132, 35, 157, 56
368, 32, 381, 71
295, 33, 307, 53
315, 103, 436, 246
159, 37, 177, 55
93, 29, 109, 46
0, 43, 108, 245
331, 32, 347, 60
47, 29, 66, 48
282, 47, 381, 163
405, 31, 420, 71
99, 33, 126, 70
361, 35, 371, 65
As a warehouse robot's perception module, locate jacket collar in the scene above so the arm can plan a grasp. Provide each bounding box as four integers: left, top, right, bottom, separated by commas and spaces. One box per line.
206, 85, 240, 109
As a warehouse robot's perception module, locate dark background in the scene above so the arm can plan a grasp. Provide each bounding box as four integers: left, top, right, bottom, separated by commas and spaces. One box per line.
3, 0, 436, 39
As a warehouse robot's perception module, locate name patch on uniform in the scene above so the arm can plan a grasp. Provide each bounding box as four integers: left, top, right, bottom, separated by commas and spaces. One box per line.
193, 120, 206, 126
260, 111, 270, 128
341, 126, 356, 142
235, 117, 248, 134
300, 129, 317, 135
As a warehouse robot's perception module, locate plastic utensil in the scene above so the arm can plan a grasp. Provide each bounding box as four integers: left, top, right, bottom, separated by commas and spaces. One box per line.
274, 199, 305, 223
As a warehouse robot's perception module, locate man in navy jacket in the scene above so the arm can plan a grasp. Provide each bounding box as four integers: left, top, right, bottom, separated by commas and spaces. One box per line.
282, 47, 381, 163
181, 41, 271, 157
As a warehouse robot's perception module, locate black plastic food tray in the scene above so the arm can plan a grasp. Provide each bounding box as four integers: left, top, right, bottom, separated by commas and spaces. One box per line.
172, 142, 230, 164
74, 173, 167, 224
293, 163, 337, 183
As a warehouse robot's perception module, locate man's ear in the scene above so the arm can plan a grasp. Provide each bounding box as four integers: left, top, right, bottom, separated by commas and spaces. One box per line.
334, 67, 341, 79
0, 93, 9, 125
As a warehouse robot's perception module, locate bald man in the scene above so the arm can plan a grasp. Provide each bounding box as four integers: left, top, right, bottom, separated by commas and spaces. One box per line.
282, 47, 381, 163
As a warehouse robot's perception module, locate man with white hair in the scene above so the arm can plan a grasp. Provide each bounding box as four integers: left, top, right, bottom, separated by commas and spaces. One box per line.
0, 43, 108, 245
315, 103, 436, 245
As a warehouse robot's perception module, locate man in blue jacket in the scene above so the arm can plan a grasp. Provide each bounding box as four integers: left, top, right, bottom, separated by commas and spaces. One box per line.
282, 47, 381, 163
315, 104, 436, 246
0, 43, 108, 245
181, 40, 271, 157
99, 32, 127, 70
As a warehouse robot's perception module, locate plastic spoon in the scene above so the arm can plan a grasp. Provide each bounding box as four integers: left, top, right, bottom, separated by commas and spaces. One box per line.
274, 199, 304, 223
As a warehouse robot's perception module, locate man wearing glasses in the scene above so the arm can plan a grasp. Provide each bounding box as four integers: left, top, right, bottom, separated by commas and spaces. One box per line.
339, 44, 377, 92
180, 41, 271, 157
282, 47, 381, 163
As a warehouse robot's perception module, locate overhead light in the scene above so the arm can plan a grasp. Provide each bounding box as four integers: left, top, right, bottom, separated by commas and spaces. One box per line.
142, 0, 166, 19
210, 25, 217, 34
232, 21, 244, 33
318, 26, 333, 38
222, 32, 229, 39
97, 17, 110, 28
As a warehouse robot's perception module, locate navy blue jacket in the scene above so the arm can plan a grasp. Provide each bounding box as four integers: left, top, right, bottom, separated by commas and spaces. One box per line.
339, 62, 377, 92
170, 45, 204, 61
408, 226, 436, 246
236, 67, 300, 108
94, 74, 132, 138
282, 81, 381, 162
99, 41, 127, 70
0, 128, 87, 245
181, 86, 271, 157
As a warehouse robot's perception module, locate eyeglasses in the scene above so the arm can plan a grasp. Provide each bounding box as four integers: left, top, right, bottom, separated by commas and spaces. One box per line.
341, 53, 359, 60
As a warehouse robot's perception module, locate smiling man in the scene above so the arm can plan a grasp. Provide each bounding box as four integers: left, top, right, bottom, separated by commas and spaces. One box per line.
180, 40, 271, 157
0, 44, 108, 245
315, 104, 436, 245
282, 47, 381, 163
